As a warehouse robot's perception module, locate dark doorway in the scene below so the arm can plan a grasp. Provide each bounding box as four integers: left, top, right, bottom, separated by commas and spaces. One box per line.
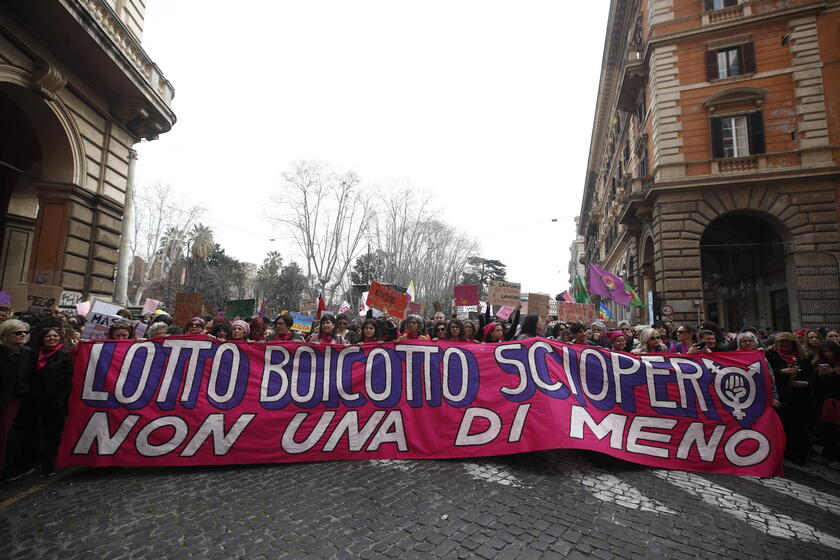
701, 212, 789, 331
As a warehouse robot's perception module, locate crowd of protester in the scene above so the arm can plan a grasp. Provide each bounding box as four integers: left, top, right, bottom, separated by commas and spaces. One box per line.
1, 300, 839, 489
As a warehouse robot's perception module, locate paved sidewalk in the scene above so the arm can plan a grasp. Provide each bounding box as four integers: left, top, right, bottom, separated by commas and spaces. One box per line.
1, 450, 838, 559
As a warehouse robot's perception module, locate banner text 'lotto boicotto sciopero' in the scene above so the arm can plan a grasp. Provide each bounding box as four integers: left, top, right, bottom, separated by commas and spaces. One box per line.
57, 336, 785, 476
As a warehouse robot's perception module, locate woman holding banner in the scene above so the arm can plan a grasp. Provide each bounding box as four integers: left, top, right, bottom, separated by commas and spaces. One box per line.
107, 322, 135, 340
230, 320, 250, 341
0, 319, 35, 487
31, 324, 73, 477
358, 319, 382, 344
431, 321, 448, 341
446, 319, 469, 342
632, 328, 664, 354
398, 315, 429, 341
462, 320, 479, 343
308, 314, 350, 345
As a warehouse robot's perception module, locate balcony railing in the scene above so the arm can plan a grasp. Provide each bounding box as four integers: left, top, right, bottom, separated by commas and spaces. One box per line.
715, 155, 760, 173
702, 3, 751, 25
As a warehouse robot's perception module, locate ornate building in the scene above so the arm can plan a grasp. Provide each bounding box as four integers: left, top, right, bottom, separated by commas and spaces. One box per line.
576, 0, 840, 330
0, 0, 174, 302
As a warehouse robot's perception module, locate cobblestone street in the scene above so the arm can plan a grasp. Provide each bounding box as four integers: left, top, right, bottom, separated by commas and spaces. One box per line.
2, 450, 839, 559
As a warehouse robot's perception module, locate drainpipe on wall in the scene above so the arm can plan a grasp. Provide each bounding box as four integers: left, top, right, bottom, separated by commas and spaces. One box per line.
114, 148, 137, 306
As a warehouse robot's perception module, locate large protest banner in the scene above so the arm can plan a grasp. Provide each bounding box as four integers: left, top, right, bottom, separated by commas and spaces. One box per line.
58, 337, 784, 476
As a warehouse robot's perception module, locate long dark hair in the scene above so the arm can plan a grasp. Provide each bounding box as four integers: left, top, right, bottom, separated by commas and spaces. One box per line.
447, 318, 468, 341
32, 324, 64, 352
360, 319, 381, 342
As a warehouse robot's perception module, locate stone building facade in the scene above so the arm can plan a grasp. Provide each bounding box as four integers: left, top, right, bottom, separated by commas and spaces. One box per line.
0, 0, 174, 303
576, 0, 840, 331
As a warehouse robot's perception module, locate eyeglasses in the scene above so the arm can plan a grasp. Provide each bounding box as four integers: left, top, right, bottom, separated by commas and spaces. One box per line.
12, 330, 29, 336
189, 323, 203, 327
651, 336, 661, 340
436, 327, 446, 331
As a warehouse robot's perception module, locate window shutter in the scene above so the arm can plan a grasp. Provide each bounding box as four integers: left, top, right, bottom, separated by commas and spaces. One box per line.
706, 50, 719, 81
704, 0, 716, 10
725, 0, 739, 7
742, 42, 756, 74
748, 112, 765, 154
710, 117, 724, 158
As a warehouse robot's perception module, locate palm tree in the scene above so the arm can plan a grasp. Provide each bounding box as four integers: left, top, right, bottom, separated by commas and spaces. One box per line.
190, 223, 215, 260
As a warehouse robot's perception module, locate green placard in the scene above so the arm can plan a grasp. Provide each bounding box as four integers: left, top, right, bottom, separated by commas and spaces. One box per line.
224, 299, 256, 319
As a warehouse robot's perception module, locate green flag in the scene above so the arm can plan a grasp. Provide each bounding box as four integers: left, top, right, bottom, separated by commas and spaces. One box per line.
626, 283, 646, 308
573, 275, 590, 304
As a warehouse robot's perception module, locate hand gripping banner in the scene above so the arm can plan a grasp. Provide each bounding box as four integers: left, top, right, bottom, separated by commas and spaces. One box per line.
58, 336, 785, 476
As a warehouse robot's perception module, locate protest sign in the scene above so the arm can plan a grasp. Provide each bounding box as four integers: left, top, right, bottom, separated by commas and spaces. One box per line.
408, 302, 423, 316
225, 299, 255, 319
556, 302, 598, 325
59, 337, 784, 477
299, 298, 318, 314
0, 291, 10, 307
81, 312, 148, 340
366, 281, 410, 319
496, 305, 515, 321
90, 299, 123, 317
174, 292, 203, 325
290, 312, 314, 333
488, 281, 521, 307
142, 298, 160, 315
337, 301, 351, 314
549, 298, 558, 317
76, 301, 92, 317
60, 291, 84, 308
528, 293, 550, 318
11, 283, 62, 312
454, 284, 479, 306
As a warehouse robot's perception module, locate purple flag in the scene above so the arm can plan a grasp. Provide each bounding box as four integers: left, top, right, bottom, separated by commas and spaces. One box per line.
588, 263, 632, 306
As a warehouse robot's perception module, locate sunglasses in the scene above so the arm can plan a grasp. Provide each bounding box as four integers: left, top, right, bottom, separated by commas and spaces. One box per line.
436, 327, 446, 331
12, 330, 29, 336
189, 323, 203, 327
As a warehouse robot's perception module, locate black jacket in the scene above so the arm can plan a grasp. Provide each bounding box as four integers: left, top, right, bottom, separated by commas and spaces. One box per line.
0, 345, 36, 408
32, 347, 73, 407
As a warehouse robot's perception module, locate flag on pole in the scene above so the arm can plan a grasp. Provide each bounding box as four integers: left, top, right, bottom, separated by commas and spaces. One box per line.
316, 294, 326, 320
599, 301, 614, 320
558, 290, 573, 303
406, 280, 416, 302
573, 276, 590, 304
257, 299, 266, 318
587, 263, 632, 306
337, 300, 351, 314
626, 283, 646, 308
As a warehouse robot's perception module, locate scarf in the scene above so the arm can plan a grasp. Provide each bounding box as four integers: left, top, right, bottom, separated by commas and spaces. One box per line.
38, 346, 61, 370
776, 350, 798, 365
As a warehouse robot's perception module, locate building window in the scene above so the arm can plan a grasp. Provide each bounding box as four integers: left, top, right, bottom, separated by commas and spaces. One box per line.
710, 112, 765, 158
704, 0, 739, 10
706, 43, 754, 81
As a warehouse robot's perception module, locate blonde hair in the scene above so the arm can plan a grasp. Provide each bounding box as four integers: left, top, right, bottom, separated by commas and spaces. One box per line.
0, 319, 30, 348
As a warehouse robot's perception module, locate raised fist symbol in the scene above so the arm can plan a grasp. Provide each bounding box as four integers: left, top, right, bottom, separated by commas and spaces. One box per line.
724, 375, 747, 402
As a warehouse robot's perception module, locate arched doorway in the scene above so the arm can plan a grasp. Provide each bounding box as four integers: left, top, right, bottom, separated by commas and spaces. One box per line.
700, 212, 791, 330
0, 81, 79, 289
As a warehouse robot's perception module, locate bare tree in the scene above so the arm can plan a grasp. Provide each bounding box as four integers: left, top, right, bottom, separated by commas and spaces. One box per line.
129, 182, 204, 305
269, 160, 374, 305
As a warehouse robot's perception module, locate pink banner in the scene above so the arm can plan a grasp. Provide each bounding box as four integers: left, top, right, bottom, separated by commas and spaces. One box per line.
58, 337, 784, 476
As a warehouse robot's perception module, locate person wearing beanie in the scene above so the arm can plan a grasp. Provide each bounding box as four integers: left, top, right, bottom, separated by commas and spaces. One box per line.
230, 320, 250, 341
186, 317, 206, 335
604, 330, 627, 352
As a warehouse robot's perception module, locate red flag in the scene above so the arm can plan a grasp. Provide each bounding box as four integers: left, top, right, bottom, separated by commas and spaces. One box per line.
316, 294, 326, 320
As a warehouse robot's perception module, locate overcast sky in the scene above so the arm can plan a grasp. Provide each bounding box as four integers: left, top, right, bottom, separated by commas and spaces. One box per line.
135, 1, 610, 296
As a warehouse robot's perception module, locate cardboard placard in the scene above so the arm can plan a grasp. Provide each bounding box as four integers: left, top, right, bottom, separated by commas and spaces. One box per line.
225, 299, 255, 319
60, 291, 84, 308
82, 312, 148, 340
366, 281, 410, 319
556, 302, 598, 325
488, 281, 521, 307
11, 283, 63, 312
407, 302, 423, 316
453, 284, 479, 306
299, 298, 318, 313
496, 305, 515, 321
528, 293, 550, 318
174, 292, 203, 325
290, 312, 314, 333
142, 298, 160, 315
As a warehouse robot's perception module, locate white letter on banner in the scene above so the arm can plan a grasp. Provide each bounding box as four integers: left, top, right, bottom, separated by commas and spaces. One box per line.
291, 346, 317, 403
336, 347, 362, 400
670, 358, 709, 412
508, 403, 531, 443
135, 416, 189, 457
396, 344, 439, 401
82, 343, 109, 401
561, 346, 579, 395
569, 406, 626, 449
529, 341, 564, 391
677, 423, 725, 462
261, 346, 290, 402
642, 356, 677, 409
158, 339, 213, 404
579, 348, 609, 402
611, 352, 641, 404
282, 411, 336, 454
455, 408, 501, 446
365, 348, 392, 402
626, 416, 677, 458
72, 412, 140, 455
496, 343, 527, 396
207, 343, 240, 403
323, 410, 385, 452
180, 413, 255, 456
367, 410, 407, 451
115, 341, 156, 405
724, 429, 770, 466
442, 348, 469, 402
321, 346, 333, 402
